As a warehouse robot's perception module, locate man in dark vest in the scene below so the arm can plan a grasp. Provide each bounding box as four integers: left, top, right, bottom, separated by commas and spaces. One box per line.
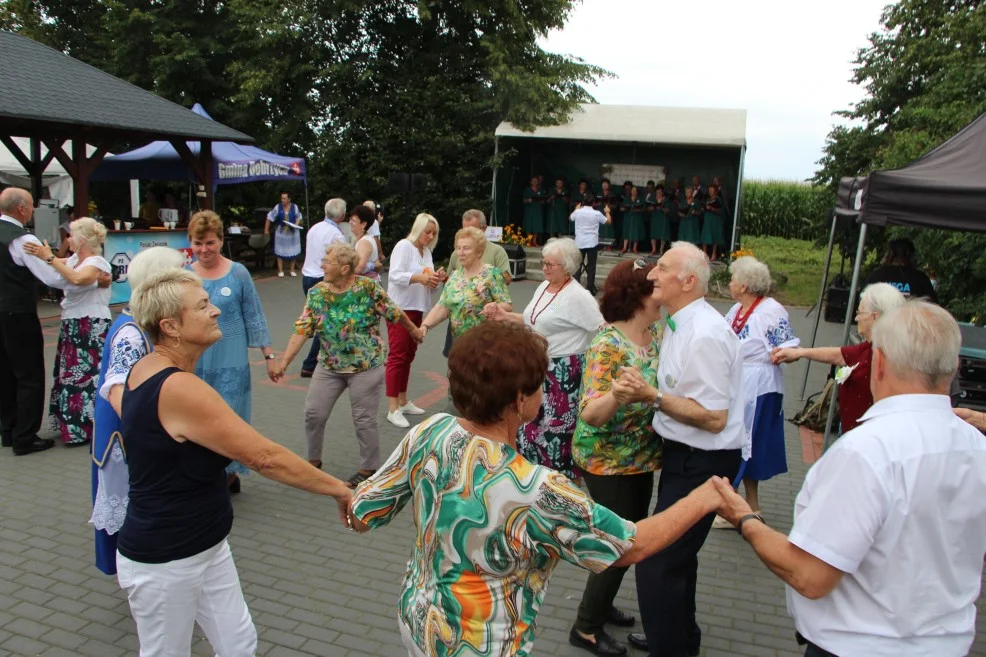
0, 188, 57, 455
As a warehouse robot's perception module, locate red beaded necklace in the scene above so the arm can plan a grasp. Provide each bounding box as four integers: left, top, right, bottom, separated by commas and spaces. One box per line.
730, 296, 765, 335
530, 278, 572, 326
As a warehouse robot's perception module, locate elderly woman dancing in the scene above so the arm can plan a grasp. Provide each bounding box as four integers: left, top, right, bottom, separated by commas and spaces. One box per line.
120, 268, 353, 656
349, 321, 728, 657
712, 256, 798, 526
275, 243, 423, 488
484, 237, 603, 480
90, 247, 186, 576
772, 282, 904, 433
569, 259, 665, 655
24, 217, 111, 445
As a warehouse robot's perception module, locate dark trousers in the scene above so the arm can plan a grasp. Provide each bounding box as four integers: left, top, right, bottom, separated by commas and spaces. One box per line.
636, 440, 742, 657
0, 312, 45, 447
577, 246, 599, 294
798, 633, 839, 657
301, 276, 322, 372
575, 471, 654, 634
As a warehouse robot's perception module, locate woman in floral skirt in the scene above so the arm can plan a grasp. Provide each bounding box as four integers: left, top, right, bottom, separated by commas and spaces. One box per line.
24, 217, 112, 446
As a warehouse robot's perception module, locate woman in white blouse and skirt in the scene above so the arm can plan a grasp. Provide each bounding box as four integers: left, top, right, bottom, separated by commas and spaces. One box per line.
717, 256, 798, 520
485, 237, 604, 479
385, 214, 446, 428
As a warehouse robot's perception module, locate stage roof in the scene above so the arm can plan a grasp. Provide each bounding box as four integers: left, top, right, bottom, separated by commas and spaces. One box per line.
495, 104, 747, 148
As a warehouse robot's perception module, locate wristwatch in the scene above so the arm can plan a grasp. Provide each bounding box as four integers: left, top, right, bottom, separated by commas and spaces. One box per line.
651, 389, 664, 411
45, 255, 55, 264
737, 513, 765, 539
265, 353, 276, 361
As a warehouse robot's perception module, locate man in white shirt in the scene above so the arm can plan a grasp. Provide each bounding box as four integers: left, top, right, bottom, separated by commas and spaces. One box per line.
715, 301, 986, 657
617, 242, 744, 656
569, 198, 610, 295
299, 198, 348, 377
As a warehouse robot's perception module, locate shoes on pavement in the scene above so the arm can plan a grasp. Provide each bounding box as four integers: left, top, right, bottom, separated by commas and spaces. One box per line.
387, 410, 410, 428
12, 436, 55, 456
277, 272, 285, 277
712, 515, 734, 530
607, 606, 635, 627
400, 402, 426, 415
346, 469, 376, 489
1, 434, 11, 448
300, 369, 314, 378
569, 628, 627, 656
627, 633, 698, 656
290, 271, 297, 277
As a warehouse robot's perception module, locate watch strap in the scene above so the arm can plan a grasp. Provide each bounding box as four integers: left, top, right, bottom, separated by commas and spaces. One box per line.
737, 513, 764, 538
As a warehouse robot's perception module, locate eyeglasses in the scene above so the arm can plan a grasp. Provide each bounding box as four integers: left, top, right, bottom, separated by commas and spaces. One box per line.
633, 259, 648, 271
543, 261, 560, 269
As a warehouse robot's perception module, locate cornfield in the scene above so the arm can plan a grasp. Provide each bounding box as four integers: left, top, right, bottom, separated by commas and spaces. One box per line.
741, 180, 834, 241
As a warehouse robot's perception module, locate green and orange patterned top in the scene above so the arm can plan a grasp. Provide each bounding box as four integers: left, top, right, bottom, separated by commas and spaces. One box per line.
352, 413, 636, 657
439, 264, 511, 337
572, 324, 664, 475
293, 277, 403, 373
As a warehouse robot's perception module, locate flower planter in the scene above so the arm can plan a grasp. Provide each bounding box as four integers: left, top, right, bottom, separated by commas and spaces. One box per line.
799, 426, 824, 464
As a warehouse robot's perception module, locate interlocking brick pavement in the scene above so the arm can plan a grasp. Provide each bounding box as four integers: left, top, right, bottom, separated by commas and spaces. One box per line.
1, 272, 983, 656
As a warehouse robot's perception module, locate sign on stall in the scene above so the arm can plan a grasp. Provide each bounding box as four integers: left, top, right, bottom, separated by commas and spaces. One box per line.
485, 226, 504, 243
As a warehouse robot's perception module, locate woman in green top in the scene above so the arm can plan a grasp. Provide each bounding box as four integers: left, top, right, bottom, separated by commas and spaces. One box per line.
275, 243, 423, 488
522, 176, 547, 246
677, 186, 703, 245
548, 177, 571, 237
649, 187, 675, 256
420, 227, 512, 339
349, 321, 726, 657
569, 258, 664, 655
619, 186, 648, 254
701, 183, 727, 260
595, 178, 618, 249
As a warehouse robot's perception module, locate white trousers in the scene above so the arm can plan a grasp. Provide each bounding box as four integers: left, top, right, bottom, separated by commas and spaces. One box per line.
117, 539, 257, 657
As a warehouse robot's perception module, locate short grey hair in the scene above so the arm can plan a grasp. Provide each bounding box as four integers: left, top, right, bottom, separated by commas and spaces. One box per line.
461, 209, 487, 228
542, 237, 582, 276
872, 300, 961, 388
324, 198, 346, 221
860, 282, 906, 316
131, 268, 203, 342
669, 241, 710, 294
69, 217, 107, 255
0, 187, 31, 214
325, 242, 359, 272
729, 256, 771, 296
127, 247, 187, 289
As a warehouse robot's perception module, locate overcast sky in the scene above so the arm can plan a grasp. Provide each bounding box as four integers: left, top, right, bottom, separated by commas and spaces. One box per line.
542, 0, 892, 181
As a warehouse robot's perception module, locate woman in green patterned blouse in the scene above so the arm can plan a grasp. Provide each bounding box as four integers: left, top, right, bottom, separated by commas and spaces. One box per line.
275, 243, 423, 488
348, 322, 726, 657
569, 258, 665, 656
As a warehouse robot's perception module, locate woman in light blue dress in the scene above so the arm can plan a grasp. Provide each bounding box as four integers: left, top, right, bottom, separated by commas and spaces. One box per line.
188, 211, 277, 492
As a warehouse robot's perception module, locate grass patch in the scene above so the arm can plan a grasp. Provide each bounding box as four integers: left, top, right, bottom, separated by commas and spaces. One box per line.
712, 235, 828, 308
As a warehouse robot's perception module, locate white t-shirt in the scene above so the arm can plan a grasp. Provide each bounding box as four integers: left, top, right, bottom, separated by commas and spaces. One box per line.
387, 238, 436, 313
787, 394, 986, 657
357, 234, 378, 275
302, 219, 346, 278
522, 279, 603, 358
60, 254, 112, 320
570, 207, 608, 249
654, 298, 745, 450
368, 219, 380, 238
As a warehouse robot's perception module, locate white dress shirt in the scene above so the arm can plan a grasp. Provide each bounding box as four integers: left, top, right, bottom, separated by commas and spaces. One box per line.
787, 394, 986, 657
301, 219, 346, 278
653, 298, 745, 450
1, 214, 72, 288
386, 238, 435, 312
522, 279, 603, 358
570, 207, 607, 249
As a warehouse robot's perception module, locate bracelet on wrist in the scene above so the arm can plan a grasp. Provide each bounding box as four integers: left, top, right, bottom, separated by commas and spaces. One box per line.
737, 513, 765, 540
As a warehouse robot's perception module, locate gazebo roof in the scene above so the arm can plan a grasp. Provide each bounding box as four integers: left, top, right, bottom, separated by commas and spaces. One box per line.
0, 31, 253, 144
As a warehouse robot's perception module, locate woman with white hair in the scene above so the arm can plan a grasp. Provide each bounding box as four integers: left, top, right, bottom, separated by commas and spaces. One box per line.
484, 237, 603, 479
773, 282, 905, 432
385, 213, 446, 428
714, 256, 798, 522
119, 267, 353, 656
90, 247, 186, 576
24, 217, 111, 445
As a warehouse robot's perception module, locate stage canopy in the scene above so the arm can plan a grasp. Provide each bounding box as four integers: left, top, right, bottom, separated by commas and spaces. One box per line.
835, 110, 986, 233
92, 104, 306, 185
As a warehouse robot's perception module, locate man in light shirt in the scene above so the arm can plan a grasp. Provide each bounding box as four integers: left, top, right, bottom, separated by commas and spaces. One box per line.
616, 242, 744, 656
569, 198, 610, 295
715, 300, 986, 657
298, 198, 348, 377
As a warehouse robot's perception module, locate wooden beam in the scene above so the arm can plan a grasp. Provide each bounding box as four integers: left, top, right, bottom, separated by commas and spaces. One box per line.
44, 139, 78, 179
170, 139, 205, 180
29, 138, 42, 205
0, 135, 32, 172
38, 139, 64, 173
72, 138, 89, 215
200, 140, 214, 210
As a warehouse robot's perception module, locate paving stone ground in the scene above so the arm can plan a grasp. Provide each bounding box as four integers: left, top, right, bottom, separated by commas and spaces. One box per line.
1, 271, 984, 657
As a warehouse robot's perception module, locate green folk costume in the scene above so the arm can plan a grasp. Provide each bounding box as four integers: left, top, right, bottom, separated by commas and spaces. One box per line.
621, 197, 648, 242
351, 413, 636, 657
522, 187, 547, 235
547, 188, 571, 234
649, 196, 674, 242
701, 195, 727, 246
595, 193, 618, 241
678, 199, 703, 245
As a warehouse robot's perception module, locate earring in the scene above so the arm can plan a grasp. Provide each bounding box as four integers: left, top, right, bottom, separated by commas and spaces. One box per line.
173, 336, 181, 348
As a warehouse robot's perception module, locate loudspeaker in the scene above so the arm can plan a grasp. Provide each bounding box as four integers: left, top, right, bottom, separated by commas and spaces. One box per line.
824, 278, 849, 323
502, 243, 526, 260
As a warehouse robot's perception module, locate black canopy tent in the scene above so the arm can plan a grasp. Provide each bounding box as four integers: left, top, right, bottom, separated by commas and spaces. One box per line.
804, 110, 986, 447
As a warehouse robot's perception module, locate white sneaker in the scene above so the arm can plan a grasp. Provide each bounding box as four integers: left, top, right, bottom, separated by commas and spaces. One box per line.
387, 410, 410, 428
277, 272, 285, 278
290, 271, 297, 277
400, 402, 426, 415
711, 515, 734, 530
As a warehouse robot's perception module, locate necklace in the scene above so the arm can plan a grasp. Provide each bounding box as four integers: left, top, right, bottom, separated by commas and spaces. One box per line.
530, 278, 571, 326
731, 296, 765, 335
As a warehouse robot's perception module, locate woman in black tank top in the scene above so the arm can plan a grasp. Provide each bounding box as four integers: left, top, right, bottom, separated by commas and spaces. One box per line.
118, 267, 354, 657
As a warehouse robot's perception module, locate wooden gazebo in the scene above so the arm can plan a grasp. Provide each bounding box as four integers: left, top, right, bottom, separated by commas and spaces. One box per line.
0, 31, 253, 211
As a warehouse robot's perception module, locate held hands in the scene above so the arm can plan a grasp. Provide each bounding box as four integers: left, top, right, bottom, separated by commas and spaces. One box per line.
710, 476, 753, 526
265, 358, 284, 383
97, 272, 112, 288
24, 240, 54, 261
611, 366, 656, 405
416, 270, 442, 289
411, 326, 426, 343
770, 347, 799, 364
481, 302, 502, 321
345, 498, 370, 533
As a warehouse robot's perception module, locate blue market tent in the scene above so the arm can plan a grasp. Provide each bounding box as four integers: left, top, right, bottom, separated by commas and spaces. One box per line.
91, 104, 306, 185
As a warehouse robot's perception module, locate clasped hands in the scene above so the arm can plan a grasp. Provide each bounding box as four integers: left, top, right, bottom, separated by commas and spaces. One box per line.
415, 267, 447, 290
611, 366, 657, 405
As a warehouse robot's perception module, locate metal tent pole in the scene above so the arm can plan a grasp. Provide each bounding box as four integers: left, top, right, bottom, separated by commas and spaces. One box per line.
304, 179, 310, 228
821, 222, 868, 450
491, 137, 500, 226
729, 145, 747, 254
800, 209, 839, 398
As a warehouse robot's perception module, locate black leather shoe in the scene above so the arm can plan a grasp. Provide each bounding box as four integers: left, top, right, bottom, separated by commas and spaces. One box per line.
608, 606, 636, 627
569, 628, 627, 656
1, 434, 12, 448
12, 437, 54, 456
627, 633, 647, 651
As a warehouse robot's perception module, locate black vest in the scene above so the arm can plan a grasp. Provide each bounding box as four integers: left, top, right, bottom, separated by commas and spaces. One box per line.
0, 218, 39, 313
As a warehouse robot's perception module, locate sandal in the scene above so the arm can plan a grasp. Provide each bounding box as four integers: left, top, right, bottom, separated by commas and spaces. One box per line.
346, 469, 376, 489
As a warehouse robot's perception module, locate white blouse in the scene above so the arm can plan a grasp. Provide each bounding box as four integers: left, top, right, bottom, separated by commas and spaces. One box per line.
60, 255, 112, 320
386, 239, 436, 313
522, 279, 603, 359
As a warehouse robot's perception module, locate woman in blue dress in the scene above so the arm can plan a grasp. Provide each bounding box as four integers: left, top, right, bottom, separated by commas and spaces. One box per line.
265, 191, 303, 277
188, 211, 277, 492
